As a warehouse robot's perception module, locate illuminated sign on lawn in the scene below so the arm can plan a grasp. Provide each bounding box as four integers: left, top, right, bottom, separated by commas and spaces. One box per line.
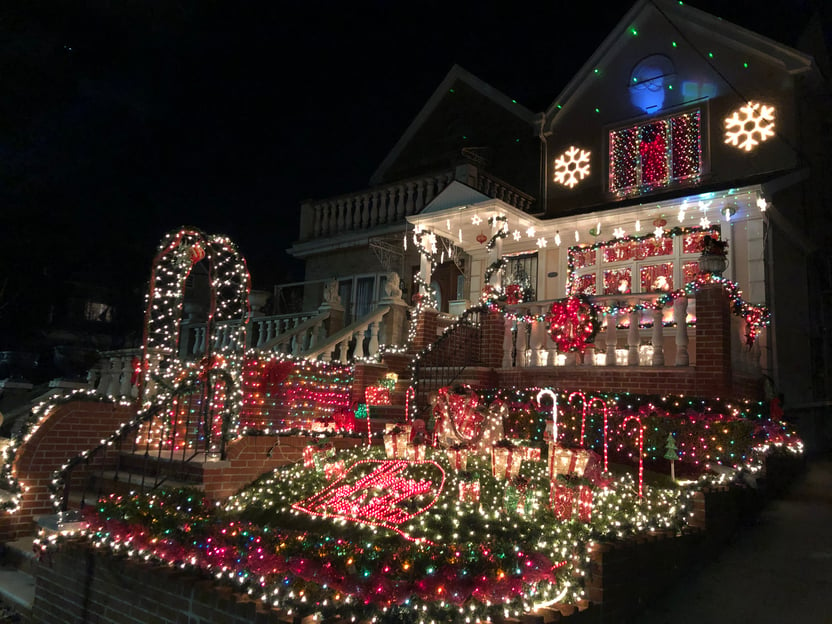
292, 459, 445, 544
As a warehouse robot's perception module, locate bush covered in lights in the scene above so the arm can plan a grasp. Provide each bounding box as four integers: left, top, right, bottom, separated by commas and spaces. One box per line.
82, 443, 698, 624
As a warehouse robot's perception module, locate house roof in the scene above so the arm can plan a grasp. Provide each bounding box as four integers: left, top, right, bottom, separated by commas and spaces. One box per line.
370, 65, 537, 186
543, 0, 818, 122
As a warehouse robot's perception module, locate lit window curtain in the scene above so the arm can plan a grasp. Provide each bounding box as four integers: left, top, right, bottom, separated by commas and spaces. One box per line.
355, 277, 374, 319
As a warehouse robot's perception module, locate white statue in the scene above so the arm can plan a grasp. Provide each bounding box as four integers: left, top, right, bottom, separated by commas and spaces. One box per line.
322, 280, 341, 305
383, 272, 402, 299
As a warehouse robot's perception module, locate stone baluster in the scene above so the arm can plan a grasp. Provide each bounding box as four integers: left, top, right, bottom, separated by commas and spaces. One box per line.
652, 308, 665, 366
387, 188, 397, 222
97, 360, 113, 394
424, 177, 437, 206
352, 197, 362, 230
530, 314, 545, 366
368, 321, 380, 357
338, 338, 350, 364
368, 192, 378, 226
674, 296, 690, 366
336, 200, 345, 231
404, 182, 415, 215
414, 179, 425, 212
360, 194, 370, 228
119, 356, 134, 396
395, 185, 405, 219
265, 319, 276, 344
353, 328, 366, 359
377, 190, 388, 225
628, 311, 640, 365
105, 357, 121, 397
195, 327, 206, 355
605, 313, 618, 366
515, 321, 529, 368
502, 317, 514, 368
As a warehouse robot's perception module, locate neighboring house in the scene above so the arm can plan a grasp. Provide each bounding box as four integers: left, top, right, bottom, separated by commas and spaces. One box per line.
285, 0, 831, 417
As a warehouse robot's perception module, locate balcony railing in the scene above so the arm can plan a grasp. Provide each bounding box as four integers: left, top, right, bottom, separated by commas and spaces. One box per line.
298, 164, 536, 241
503, 293, 697, 368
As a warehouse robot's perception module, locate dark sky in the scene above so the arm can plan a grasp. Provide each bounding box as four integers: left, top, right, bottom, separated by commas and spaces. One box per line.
0, 0, 821, 300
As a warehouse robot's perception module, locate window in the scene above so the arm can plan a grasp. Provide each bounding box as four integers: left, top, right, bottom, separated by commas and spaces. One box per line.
609, 109, 701, 197
568, 228, 718, 296
501, 252, 538, 300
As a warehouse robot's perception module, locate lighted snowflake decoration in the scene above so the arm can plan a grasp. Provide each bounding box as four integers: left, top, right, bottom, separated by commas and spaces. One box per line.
756, 197, 767, 212
613, 227, 626, 239
537, 237, 548, 248
553, 145, 591, 188
471, 214, 482, 226
724, 101, 776, 152
700, 215, 711, 228
526, 226, 536, 238
653, 225, 664, 238
512, 229, 522, 241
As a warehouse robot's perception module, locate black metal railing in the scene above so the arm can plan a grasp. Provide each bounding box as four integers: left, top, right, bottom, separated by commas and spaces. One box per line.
52, 368, 235, 514
408, 305, 484, 420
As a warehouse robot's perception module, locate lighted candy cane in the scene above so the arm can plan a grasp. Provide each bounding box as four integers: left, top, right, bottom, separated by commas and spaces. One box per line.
567, 391, 588, 446
588, 397, 610, 473
536, 388, 558, 445
405, 386, 416, 423
622, 414, 645, 498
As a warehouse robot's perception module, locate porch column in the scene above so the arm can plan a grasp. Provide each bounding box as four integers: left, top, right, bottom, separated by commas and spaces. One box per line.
487, 217, 505, 289
674, 296, 690, 366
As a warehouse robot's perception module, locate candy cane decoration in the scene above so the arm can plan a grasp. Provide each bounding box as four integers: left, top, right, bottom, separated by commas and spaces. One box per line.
588, 397, 610, 473
622, 414, 645, 498
405, 386, 416, 422
536, 388, 558, 445
568, 391, 588, 446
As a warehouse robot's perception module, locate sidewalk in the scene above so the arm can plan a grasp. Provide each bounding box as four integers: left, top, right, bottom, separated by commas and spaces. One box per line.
638, 454, 832, 623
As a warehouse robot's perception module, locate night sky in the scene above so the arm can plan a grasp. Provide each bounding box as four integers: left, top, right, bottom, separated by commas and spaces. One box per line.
0, 0, 822, 339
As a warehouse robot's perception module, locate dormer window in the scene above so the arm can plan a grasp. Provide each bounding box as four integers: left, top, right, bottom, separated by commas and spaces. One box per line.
609, 109, 701, 197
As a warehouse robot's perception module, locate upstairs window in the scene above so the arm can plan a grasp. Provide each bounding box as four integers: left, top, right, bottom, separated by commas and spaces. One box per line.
609, 109, 701, 197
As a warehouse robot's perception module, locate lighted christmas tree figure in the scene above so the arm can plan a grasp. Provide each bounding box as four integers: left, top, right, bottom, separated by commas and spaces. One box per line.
664, 433, 679, 481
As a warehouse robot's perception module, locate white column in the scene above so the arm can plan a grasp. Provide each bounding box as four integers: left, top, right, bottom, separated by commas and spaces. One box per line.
651, 308, 665, 366
674, 296, 690, 366
606, 313, 618, 366
628, 311, 640, 366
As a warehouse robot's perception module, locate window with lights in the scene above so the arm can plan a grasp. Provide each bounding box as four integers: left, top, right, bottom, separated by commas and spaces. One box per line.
567, 228, 719, 296
609, 109, 702, 197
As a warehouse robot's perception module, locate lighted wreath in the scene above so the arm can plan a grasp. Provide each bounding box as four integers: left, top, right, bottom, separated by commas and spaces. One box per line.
547, 295, 599, 352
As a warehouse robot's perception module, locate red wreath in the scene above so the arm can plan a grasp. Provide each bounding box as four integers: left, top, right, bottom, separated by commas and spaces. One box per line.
547, 296, 599, 353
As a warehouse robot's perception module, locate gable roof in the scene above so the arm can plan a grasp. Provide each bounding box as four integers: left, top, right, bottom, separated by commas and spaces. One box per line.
370, 64, 537, 186
543, 0, 817, 121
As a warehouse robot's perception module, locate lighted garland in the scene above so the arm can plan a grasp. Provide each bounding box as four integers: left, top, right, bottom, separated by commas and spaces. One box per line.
481, 216, 510, 300
139, 228, 251, 442
484, 271, 769, 347
546, 296, 600, 353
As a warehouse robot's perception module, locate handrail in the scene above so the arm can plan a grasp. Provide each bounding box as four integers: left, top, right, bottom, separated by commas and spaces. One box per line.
408, 304, 485, 419
258, 309, 331, 352
50, 367, 235, 515
304, 306, 390, 362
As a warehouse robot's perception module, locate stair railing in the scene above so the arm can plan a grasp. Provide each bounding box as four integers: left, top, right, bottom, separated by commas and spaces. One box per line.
50, 367, 236, 516
408, 304, 485, 421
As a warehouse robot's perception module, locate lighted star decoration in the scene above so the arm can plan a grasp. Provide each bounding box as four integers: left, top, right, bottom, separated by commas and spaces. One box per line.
553, 145, 591, 188
724, 101, 776, 152
537, 237, 548, 248
757, 197, 767, 212
526, 226, 536, 238
613, 227, 626, 239
471, 214, 482, 226
512, 229, 522, 241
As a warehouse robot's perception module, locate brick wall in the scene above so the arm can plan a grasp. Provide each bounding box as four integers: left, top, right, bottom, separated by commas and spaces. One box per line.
201, 435, 362, 500
32, 542, 287, 624
0, 401, 136, 542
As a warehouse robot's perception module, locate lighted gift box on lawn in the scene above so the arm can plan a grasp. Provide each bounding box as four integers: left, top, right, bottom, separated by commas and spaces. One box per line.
548, 445, 603, 483
383, 424, 412, 459
446, 446, 469, 471
458, 480, 481, 504
491, 443, 524, 480
303, 443, 335, 470
405, 443, 426, 461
